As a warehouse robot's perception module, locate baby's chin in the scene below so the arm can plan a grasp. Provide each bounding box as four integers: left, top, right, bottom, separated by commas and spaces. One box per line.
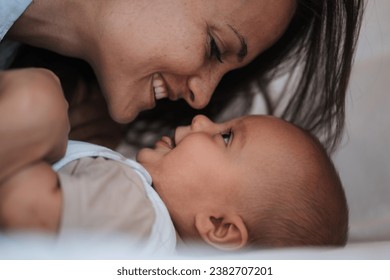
136, 148, 158, 175
135, 147, 149, 162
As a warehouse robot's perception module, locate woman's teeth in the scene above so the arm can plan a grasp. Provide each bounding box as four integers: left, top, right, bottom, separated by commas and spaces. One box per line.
153, 73, 168, 100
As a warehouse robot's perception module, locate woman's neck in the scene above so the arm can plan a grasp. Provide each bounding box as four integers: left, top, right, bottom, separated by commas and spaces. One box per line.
7, 0, 96, 59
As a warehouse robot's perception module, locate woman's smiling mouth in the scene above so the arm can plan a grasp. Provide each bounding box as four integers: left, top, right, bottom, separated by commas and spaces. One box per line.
152, 73, 168, 100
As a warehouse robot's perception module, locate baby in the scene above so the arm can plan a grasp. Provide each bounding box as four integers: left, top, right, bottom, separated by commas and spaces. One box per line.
0, 69, 348, 253
137, 114, 348, 250
0, 114, 348, 253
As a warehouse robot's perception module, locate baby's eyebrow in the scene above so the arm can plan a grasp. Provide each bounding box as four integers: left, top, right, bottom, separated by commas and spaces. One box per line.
234, 119, 247, 150
227, 24, 248, 63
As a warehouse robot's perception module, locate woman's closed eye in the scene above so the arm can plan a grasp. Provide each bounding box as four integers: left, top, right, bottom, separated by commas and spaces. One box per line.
210, 36, 223, 63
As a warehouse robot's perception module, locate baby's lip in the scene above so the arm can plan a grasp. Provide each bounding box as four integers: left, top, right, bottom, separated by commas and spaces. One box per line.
160, 136, 175, 149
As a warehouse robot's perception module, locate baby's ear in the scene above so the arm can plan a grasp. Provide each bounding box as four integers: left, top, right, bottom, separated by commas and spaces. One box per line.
194, 213, 248, 251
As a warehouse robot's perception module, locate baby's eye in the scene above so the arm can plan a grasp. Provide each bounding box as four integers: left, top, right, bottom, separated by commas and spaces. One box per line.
221, 129, 232, 146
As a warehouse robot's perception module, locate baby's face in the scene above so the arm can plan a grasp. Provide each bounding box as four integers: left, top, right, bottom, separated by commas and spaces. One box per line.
137, 115, 310, 232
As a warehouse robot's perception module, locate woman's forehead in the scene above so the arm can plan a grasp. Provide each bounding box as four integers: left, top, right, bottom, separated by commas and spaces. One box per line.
206, 0, 296, 59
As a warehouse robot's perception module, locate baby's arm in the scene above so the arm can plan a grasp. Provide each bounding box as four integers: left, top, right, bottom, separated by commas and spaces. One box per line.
0, 68, 69, 232
0, 68, 69, 183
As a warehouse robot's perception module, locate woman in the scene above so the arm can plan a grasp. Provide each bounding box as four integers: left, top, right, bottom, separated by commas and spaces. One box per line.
0, 1, 364, 170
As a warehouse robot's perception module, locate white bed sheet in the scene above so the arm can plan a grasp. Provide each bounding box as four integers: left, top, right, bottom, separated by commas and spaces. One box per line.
333, 0, 390, 244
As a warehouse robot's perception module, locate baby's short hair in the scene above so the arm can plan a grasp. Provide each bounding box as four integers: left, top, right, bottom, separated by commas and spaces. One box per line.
244, 128, 348, 248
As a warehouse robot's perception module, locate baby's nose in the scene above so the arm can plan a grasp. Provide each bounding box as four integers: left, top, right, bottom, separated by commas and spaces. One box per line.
191, 115, 214, 131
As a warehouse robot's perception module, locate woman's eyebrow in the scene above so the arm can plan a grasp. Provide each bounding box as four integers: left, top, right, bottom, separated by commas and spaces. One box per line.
227, 24, 248, 62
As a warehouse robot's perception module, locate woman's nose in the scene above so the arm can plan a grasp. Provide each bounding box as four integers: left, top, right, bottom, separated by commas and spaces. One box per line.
190, 114, 214, 132
185, 71, 222, 109
185, 88, 211, 109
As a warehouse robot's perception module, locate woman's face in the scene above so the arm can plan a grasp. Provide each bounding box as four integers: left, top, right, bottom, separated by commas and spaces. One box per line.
91, 0, 296, 123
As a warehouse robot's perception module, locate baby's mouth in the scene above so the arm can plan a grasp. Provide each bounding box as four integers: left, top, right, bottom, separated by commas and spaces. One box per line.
161, 136, 176, 149
152, 73, 168, 100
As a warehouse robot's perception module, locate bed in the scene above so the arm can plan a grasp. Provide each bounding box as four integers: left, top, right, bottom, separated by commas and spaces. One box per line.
1, 0, 389, 260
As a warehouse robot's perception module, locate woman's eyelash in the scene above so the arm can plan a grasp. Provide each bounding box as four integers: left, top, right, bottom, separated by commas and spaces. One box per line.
210, 37, 223, 63
221, 129, 233, 145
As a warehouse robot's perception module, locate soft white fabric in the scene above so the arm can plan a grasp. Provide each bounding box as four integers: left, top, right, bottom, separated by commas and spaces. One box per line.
53, 140, 177, 256
331, 0, 390, 243
0, 0, 32, 40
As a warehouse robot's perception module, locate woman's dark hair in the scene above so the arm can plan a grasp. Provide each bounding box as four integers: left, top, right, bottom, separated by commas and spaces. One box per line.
126, 0, 365, 153
10, 0, 364, 153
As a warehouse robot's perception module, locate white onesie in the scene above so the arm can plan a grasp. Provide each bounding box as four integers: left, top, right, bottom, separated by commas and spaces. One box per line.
53, 140, 176, 255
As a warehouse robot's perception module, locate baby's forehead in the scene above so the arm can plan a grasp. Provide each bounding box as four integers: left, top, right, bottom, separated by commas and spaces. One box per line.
240, 115, 302, 139
236, 114, 280, 126
239, 117, 313, 181
240, 115, 316, 164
